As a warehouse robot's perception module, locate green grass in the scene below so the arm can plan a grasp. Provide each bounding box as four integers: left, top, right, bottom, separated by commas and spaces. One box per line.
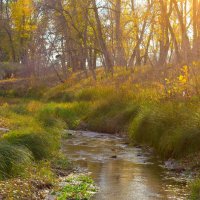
43, 84, 75, 102
84, 94, 139, 133
190, 179, 200, 200
37, 102, 91, 129
56, 174, 98, 200
0, 101, 64, 179
43, 82, 200, 160
128, 101, 200, 158
4, 128, 59, 160
0, 142, 32, 179
0, 98, 91, 179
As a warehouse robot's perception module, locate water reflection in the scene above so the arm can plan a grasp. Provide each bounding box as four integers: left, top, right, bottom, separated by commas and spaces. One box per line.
62, 131, 188, 200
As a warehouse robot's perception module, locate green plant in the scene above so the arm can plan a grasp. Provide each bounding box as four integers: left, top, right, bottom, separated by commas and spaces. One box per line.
51, 154, 72, 171
56, 174, 98, 200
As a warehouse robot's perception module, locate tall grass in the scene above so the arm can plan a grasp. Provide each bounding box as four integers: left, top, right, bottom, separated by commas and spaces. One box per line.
37, 102, 91, 129
3, 128, 60, 160
128, 102, 200, 158
0, 101, 64, 179
0, 142, 32, 179
84, 92, 139, 133
43, 78, 200, 159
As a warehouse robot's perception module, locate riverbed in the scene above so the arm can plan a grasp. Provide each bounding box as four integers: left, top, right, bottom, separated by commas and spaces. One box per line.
62, 130, 189, 200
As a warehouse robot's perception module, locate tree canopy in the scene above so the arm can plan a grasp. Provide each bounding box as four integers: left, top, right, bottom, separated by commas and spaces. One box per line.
0, 0, 200, 78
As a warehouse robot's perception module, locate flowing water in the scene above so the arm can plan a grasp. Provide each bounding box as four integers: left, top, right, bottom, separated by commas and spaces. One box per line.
62, 130, 189, 200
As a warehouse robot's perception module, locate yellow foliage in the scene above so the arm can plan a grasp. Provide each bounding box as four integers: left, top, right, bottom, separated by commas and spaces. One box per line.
164, 65, 190, 97
179, 65, 188, 84
10, 0, 36, 39
178, 75, 187, 84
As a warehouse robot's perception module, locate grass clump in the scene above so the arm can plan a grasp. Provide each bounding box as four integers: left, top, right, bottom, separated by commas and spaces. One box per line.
43, 84, 75, 102
0, 142, 32, 179
3, 128, 60, 160
37, 104, 66, 128
76, 87, 113, 102
51, 153, 73, 174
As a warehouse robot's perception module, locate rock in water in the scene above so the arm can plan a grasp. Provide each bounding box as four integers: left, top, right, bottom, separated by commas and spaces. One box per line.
111, 155, 117, 159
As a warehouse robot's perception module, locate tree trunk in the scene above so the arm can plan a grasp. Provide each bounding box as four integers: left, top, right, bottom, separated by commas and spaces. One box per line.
172, 0, 191, 63
92, 0, 113, 74
115, 0, 126, 67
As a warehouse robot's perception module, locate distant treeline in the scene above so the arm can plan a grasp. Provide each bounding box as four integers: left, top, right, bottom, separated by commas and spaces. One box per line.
1, 0, 200, 79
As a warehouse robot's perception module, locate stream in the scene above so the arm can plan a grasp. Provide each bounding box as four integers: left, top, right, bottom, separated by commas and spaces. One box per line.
62, 130, 189, 200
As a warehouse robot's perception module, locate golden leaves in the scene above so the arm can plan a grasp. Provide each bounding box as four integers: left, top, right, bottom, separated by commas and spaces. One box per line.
10, 0, 36, 39
164, 65, 189, 97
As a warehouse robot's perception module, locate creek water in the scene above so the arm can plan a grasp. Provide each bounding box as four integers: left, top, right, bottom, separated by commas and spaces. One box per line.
62, 130, 189, 200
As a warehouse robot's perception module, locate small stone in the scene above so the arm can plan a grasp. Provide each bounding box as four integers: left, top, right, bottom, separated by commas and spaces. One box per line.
111, 155, 117, 159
